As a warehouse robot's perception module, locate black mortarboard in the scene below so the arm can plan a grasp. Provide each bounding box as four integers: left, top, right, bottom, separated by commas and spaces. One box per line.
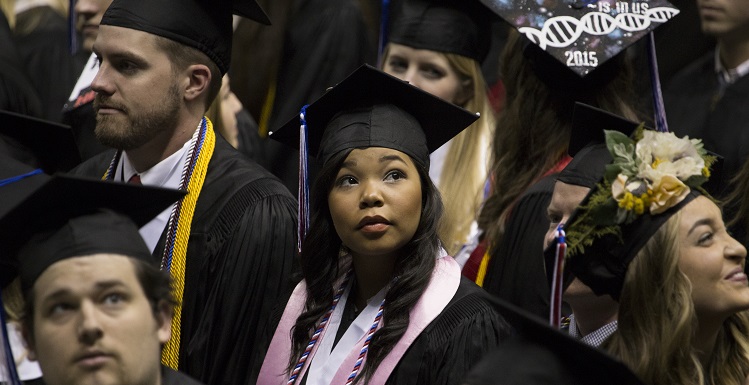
480, 0, 680, 76
546, 103, 639, 290
558, 103, 640, 189
100, 0, 270, 75
271, 64, 479, 168
0, 110, 81, 173
0, 175, 184, 291
465, 293, 644, 385
388, 0, 496, 62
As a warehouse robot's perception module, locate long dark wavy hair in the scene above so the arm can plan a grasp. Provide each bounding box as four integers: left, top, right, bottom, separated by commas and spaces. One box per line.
476, 30, 639, 249
287, 148, 444, 384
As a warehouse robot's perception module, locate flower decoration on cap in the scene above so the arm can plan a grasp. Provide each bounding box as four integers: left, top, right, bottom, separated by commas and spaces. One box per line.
565, 126, 715, 256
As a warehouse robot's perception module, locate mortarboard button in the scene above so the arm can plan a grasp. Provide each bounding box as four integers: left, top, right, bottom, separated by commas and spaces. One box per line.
480, 0, 680, 76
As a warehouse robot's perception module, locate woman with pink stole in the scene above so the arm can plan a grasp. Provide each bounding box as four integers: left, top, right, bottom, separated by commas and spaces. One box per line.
257, 65, 509, 385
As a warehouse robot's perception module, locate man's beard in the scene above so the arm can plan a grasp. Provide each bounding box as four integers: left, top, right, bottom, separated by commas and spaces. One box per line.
94, 83, 181, 151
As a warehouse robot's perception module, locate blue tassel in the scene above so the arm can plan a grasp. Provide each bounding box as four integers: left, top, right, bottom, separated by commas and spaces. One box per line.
647, 32, 668, 133
298, 105, 310, 254
549, 224, 567, 328
377, 0, 391, 64
0, 169, 43, 187
0, 289, 22, 385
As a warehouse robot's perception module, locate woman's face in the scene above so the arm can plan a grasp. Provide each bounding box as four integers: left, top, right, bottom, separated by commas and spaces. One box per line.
383, 43, 468, 106
678, 196, 749, 319
328, 147, 422, 261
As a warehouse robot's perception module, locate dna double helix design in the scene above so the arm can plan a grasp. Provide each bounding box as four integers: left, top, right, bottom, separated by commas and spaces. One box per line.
518, 7, 679, 50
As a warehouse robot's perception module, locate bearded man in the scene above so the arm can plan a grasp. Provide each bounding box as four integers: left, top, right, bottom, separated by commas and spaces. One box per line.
71, 1, 298, 384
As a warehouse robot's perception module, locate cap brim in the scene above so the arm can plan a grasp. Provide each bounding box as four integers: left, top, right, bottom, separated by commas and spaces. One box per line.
0, 175, 185, 287
234, 0, 271, 25
569, 103, 641, 156
0, 110, 81, 172
481, 293, 644, 385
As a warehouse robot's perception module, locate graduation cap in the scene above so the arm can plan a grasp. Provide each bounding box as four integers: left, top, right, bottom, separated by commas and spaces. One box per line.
480, 0, 680, 76
464, 293, 645, 385
548, 107, 716, 300
0, 110, 81, 173
388, 0, 496, 62
271, 64, 479, 168
100, 0, 271, 75
271, 64, 478, 250
0, 175, 185, 291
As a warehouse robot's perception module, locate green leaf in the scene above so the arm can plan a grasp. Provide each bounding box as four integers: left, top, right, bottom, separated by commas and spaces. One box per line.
605, 130, 634, 153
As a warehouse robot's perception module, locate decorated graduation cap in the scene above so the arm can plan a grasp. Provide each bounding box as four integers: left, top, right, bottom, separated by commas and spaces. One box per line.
480, 0, 679, 77
546, 103, 639, 325
388, 0, 496, 62
0, 175, 184, 292
0, 110, 81, 173
465, 293, 644, 385
271, 64, 478, 250
551, 109, 715, 301
100, 0, 270, 75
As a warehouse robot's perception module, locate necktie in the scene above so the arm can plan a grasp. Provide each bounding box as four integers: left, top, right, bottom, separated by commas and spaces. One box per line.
127, 174, 142, 185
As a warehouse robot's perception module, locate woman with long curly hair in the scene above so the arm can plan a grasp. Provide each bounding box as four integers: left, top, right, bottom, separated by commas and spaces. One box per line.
561, 128, 749, 385
256, 65, 509, 385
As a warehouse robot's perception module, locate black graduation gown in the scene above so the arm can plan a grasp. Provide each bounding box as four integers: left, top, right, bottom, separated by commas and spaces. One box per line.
71, 136, 299, 385
664, 51, 749, 196
0, 13, 42, 117
163, 366, 205, 385
384, 277, 512, 385
13, 6, 84, 122
481, 174, 557, 321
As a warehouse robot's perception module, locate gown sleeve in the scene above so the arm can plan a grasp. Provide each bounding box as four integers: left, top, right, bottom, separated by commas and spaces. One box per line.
385, 278, 513, 385
183, 184, 298, 385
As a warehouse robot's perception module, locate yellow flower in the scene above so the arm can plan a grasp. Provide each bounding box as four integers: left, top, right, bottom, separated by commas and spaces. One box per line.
702, 166, 711, 177
650, 174, 690, 214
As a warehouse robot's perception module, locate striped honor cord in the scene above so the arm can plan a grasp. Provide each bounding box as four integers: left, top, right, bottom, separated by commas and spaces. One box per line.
288, 272, 352, 384
345, 299, 385, 385
549, 224, 567, 328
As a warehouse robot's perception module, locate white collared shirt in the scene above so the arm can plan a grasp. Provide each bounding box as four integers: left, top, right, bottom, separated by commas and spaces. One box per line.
113, 137, 193, 252
567, 313, 618, 347
715, 49, 749, 85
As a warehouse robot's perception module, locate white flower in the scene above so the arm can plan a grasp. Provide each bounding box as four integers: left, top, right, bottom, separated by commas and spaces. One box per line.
636, 131, 705, 181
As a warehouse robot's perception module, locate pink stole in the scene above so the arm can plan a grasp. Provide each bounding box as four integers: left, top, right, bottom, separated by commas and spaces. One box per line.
256, 256, 461, 385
